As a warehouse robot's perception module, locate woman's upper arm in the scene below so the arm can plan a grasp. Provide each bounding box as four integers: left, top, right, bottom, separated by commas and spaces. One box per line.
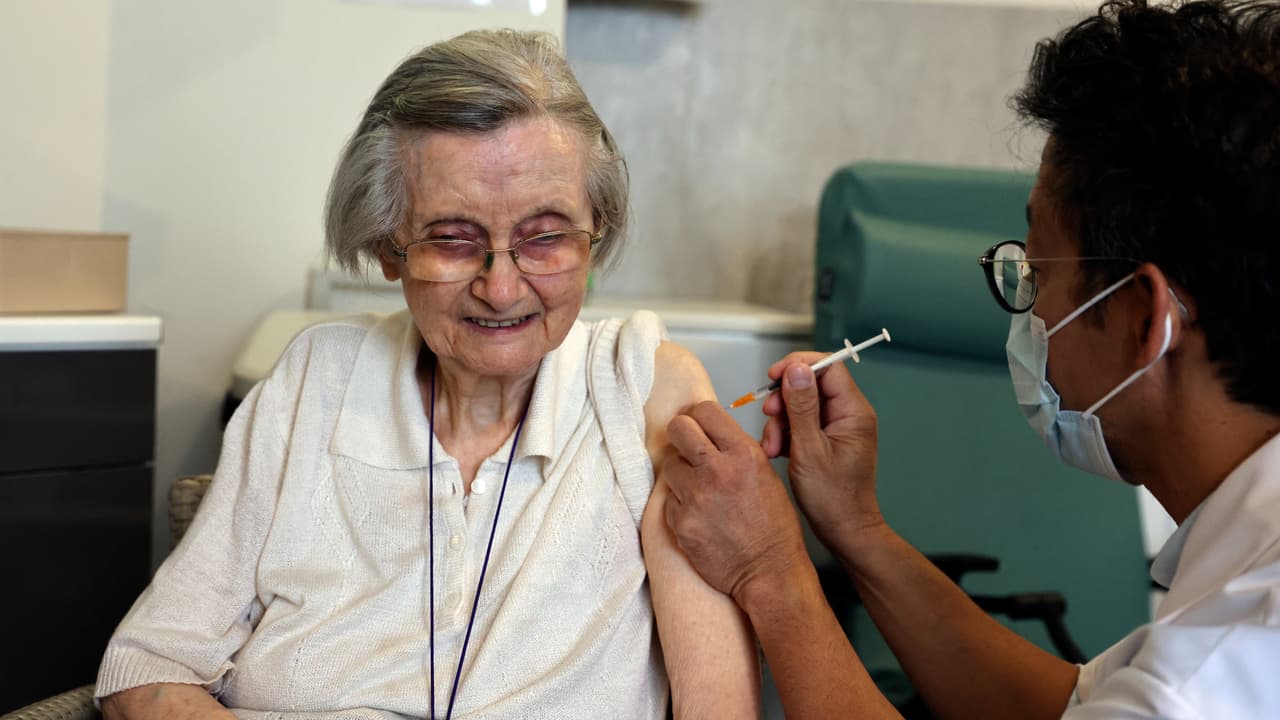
641, 340, 761, 719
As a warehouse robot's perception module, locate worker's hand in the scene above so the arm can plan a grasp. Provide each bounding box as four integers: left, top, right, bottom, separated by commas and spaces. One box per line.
662, 402, 812, 605
761, 354, 884, 551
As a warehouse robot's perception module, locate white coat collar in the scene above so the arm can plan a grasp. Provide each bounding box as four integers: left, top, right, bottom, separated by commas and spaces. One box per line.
1153, 432, 1280, 620
1148, 502, 1204, 591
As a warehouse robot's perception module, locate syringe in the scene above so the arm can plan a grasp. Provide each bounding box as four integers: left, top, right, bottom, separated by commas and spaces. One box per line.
725, 328, 891, 409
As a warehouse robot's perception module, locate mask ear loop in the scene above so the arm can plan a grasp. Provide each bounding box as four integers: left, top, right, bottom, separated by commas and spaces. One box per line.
1046, 273, 1136, 337
1084, 310, 1174, 417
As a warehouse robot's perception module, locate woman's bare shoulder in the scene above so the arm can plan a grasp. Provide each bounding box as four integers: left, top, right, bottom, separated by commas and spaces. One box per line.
644, 341, 715, 457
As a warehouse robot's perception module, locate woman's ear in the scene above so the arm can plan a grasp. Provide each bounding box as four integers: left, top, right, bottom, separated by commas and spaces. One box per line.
378, 242, 402, 282
1131, 263, 1180, 368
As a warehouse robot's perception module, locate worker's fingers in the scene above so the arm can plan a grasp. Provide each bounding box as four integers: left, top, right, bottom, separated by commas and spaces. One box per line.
780, 362, 825, 458
660, 455, 690, 503
762, 413, 790, 458
664, 483, 684, 535
767, 351, 829, 383
687, 401, 754, 452
666, 413, 719, 466
762, 388, 785, 418
815, 360, 875, 428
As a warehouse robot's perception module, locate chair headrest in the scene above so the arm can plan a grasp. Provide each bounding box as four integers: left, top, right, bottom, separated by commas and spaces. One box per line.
815, 162, 1034, 363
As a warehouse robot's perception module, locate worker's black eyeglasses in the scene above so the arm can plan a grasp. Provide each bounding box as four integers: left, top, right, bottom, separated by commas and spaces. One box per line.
976, 240, 1136, 314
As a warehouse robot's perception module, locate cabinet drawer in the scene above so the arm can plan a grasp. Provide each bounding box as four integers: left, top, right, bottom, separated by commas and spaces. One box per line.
0, 464, 152, 711
0, 349, 155, 473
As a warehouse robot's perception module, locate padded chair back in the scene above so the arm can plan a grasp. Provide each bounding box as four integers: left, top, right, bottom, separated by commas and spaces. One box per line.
813, 162, 1149, 675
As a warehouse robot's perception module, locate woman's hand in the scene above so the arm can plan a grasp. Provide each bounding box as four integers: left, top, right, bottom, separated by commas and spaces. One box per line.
101, 683, 237, 720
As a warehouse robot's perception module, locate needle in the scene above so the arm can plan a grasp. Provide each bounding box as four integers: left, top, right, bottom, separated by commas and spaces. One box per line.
725, 328, 891, 409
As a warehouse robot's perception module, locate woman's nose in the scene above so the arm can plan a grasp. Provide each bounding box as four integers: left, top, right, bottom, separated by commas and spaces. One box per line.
472, 250, 527, 308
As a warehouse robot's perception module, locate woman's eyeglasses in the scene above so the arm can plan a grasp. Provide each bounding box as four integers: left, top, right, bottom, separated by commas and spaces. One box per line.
390, 228, 601, 283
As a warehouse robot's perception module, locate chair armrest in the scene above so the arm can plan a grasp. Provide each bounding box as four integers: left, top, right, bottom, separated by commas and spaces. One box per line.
971, 592, 1087, 664
927, 552, 1000, 585
1, 684, 99, 720
168, 474, 214, 550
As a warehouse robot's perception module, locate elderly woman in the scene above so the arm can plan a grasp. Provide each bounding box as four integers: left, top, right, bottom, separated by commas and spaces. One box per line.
95, 30, 758, 720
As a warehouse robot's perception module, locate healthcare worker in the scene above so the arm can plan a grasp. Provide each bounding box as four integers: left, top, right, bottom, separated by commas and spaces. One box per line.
660, 0, 1280, 717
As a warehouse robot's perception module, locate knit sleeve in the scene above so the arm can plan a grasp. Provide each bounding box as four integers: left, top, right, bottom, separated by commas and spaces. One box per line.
586, 310, 667, 526
95, 350, 294, 700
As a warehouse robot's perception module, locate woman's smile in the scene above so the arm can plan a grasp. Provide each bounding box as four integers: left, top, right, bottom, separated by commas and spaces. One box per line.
466, 313, 540, 331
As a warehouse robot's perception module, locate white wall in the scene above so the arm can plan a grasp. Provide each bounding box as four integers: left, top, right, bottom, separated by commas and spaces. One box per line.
100, 0, 565, 564
0, 1, 108, 230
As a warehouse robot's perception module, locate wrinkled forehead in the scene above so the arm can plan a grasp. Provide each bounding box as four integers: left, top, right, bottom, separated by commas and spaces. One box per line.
401, 117, 593, 227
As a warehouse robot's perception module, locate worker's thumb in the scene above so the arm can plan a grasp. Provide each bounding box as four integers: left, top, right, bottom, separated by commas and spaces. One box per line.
782, 363, 823, 455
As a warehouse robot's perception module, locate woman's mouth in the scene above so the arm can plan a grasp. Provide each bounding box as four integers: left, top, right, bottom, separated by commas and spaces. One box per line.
468, 314, 536, 329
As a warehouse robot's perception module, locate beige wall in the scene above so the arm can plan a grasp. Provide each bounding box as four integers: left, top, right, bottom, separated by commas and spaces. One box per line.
566, 0, 1086, 311
0, 1, 108, 230
100, 0, 564, 564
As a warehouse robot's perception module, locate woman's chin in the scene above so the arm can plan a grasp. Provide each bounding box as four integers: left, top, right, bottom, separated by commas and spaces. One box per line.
483, 359, 543, 380
426, 311, 580, 381
439, 348, 545, 382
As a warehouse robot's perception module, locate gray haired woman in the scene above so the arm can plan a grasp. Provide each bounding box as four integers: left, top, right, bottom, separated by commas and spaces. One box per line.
94, 29, 759, 720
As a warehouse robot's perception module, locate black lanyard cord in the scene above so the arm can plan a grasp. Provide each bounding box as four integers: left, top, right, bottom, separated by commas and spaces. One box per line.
427, 363, 528, 720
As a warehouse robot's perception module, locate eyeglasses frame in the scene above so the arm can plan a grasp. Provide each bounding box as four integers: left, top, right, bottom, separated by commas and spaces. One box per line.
389, 228, 603, 281
977, 239, 1139, 314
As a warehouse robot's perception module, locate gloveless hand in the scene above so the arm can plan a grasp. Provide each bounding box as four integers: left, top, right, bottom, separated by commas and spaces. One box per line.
662, 401, 812, 604
761, 356, 885, 551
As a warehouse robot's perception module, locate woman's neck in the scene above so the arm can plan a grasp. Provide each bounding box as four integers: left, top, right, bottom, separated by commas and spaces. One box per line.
420, 349, 535, 471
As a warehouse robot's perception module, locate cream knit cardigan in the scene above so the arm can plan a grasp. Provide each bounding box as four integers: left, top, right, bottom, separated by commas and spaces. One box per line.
96, 310, 669, 719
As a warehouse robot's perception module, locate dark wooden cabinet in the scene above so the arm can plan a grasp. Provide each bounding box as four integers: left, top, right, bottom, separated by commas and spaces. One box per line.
0, 345, 156, 713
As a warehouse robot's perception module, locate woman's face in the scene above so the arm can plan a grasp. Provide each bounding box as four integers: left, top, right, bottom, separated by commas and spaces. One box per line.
381, 115, 595, 382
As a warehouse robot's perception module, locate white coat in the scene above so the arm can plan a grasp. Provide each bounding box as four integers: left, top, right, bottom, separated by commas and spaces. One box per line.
1064, 433, 1280, 718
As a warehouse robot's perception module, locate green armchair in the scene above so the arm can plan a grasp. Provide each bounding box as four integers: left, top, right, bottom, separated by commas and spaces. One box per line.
812, 161, 1150, 710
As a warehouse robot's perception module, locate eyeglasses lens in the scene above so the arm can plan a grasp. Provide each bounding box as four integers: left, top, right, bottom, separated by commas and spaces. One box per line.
993, 243, 1035, 312
406, 230, 593, 282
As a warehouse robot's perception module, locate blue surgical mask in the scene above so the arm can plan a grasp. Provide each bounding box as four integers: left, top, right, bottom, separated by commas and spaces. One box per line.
1006, 273, 1173, 484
